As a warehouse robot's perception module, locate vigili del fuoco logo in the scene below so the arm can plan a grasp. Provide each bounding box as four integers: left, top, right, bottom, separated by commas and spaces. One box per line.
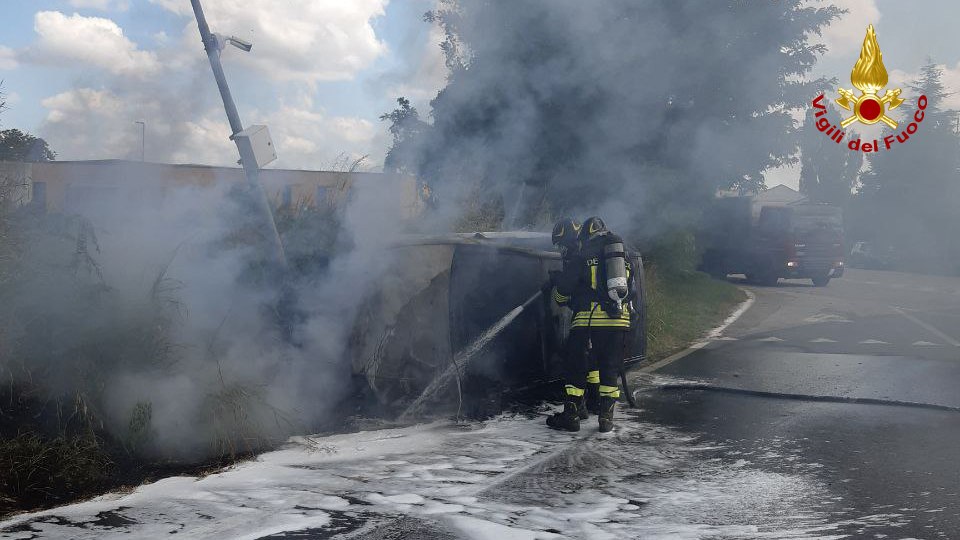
811, 24, 927, 154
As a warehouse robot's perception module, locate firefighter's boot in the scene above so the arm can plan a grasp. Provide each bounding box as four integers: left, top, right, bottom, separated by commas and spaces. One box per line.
598, 396, 616, 433
546, 401, 581, 432
585, 383, 600, 416
577, 395, 589, 420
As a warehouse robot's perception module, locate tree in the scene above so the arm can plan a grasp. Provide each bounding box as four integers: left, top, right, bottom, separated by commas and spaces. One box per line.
380, 97, 429, 175
852, 63, 960, 272
799, 99, 863, 205
0, 129, 56, 162
401, 1, 840, 239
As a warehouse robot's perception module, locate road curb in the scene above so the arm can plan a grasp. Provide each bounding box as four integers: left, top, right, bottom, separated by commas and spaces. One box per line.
639, 287, 756, 374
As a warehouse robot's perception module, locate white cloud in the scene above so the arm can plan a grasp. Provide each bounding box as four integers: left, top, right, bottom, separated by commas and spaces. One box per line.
263, 104, 384, 168
384, 23, 448, 111
67, 0, 130, 11
815, 0, 882, 59
40, 88, 133, 158
151, 0, 389, 84
30, 2, 395, 168
890, 63, 960, 110
38, 86, 386, 169
0, 46, 17, 70
40, 86, 236, 164
28, 11, 159, 76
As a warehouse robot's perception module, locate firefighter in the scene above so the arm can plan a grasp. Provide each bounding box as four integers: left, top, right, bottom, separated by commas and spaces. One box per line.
547, 216, 633, 433
547, 217, 604, 420
546, 218, 593, 422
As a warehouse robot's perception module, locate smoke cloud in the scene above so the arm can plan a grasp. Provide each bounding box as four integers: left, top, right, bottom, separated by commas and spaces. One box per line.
1, 163, 409, 459
397, 1, 840, 244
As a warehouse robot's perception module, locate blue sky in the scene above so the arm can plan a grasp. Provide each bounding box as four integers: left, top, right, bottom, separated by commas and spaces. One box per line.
0, 0, 444, 169
1, 0, 958, 185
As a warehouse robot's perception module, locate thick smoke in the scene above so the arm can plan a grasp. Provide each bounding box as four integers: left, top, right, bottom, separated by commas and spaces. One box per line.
398, 1, 839, 244
1, 164, 408, 459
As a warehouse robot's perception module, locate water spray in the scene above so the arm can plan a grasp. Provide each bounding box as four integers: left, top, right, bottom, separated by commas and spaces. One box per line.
400, 290, 544, 420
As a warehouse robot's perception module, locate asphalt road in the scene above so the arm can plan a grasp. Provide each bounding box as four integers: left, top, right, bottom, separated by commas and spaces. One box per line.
7, 267, 960, 539
640, 268, 960, 538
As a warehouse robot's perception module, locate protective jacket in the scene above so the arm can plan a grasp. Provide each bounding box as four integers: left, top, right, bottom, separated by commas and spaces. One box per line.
553, 232, 635, 330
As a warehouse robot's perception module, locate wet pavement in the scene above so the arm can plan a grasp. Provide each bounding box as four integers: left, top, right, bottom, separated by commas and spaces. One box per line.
638, 268, 960, 538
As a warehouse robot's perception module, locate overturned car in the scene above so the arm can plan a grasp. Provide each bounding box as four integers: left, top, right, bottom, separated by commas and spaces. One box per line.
348, 232, 646, 415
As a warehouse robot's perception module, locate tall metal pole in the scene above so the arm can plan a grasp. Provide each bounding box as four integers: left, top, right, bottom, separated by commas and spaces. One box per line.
190, 0, 287, 271
135, 121, 145, 161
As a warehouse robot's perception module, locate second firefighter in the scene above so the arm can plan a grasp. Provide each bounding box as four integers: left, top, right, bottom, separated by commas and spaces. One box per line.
547, 216, 635, 433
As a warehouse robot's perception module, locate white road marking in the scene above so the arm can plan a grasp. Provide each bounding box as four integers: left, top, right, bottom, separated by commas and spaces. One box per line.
859, 339, 890, 345
712, 336, 739, 341
756, 337, 785, 342
809, 338, 837, 343
912, 341, 941, 347
643, 288, 755, 373
705, 289, 756, 339
804, 314, 852, 323
893, 306, 960, 347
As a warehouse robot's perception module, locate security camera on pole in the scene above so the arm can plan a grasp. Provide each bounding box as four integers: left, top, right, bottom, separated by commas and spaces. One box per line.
190, 0, 287, 271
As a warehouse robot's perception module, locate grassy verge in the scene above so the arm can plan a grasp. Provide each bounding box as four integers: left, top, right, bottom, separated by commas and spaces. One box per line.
644, 268, 746, 362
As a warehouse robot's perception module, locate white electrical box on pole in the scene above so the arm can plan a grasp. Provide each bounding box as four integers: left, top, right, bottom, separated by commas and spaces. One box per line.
233, 125, 277, 169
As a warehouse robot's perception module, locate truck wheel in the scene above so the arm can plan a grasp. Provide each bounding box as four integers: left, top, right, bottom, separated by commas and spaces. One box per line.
756, 263, 779, 286
812, 274, 831, 287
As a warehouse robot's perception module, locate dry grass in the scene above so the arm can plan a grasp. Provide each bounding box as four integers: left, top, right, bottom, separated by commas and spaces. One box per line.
0, 431, 111, 515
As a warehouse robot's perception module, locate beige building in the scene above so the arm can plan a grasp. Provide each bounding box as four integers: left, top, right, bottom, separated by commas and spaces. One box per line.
0, 159, 420, 217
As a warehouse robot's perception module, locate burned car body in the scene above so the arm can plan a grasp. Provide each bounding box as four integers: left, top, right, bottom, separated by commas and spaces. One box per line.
349, 232, 646, 412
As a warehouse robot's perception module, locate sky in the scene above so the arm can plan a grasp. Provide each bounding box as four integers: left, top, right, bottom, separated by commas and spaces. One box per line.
0, 0, 958, 186
0, 0, 446, 170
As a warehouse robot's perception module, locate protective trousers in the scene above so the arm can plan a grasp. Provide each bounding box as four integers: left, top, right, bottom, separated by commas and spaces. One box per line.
562, 327, 625, 400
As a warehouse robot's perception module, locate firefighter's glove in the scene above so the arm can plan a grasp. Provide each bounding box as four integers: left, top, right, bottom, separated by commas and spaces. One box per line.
541, 280, 554, 297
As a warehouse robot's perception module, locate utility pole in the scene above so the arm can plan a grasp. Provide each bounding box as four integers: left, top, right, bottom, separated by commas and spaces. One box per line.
190, 0, 287, 271
134, 121, 145, 161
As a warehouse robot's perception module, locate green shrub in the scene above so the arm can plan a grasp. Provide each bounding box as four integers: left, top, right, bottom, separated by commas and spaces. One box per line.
644, 267, 744, 360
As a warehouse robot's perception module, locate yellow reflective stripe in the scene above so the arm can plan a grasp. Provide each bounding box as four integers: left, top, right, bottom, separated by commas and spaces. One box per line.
552, 288, 570, 304
599, 385, 621, 398
571, 320, 631, 328
586, 370, 600, 384
573, 312, 630, 321
573, 310, 631, 323
573, 302, 631, 317
573, 319, 630, 324
590, 265, 597, 290
564, 385, 585, 397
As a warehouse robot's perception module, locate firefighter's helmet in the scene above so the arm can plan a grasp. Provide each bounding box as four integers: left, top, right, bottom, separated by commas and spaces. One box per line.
580, 216, 608, 241
552, 217, 581, 251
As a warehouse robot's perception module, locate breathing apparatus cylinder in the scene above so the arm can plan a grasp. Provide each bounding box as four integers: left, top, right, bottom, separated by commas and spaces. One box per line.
604, 241, 628, 311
